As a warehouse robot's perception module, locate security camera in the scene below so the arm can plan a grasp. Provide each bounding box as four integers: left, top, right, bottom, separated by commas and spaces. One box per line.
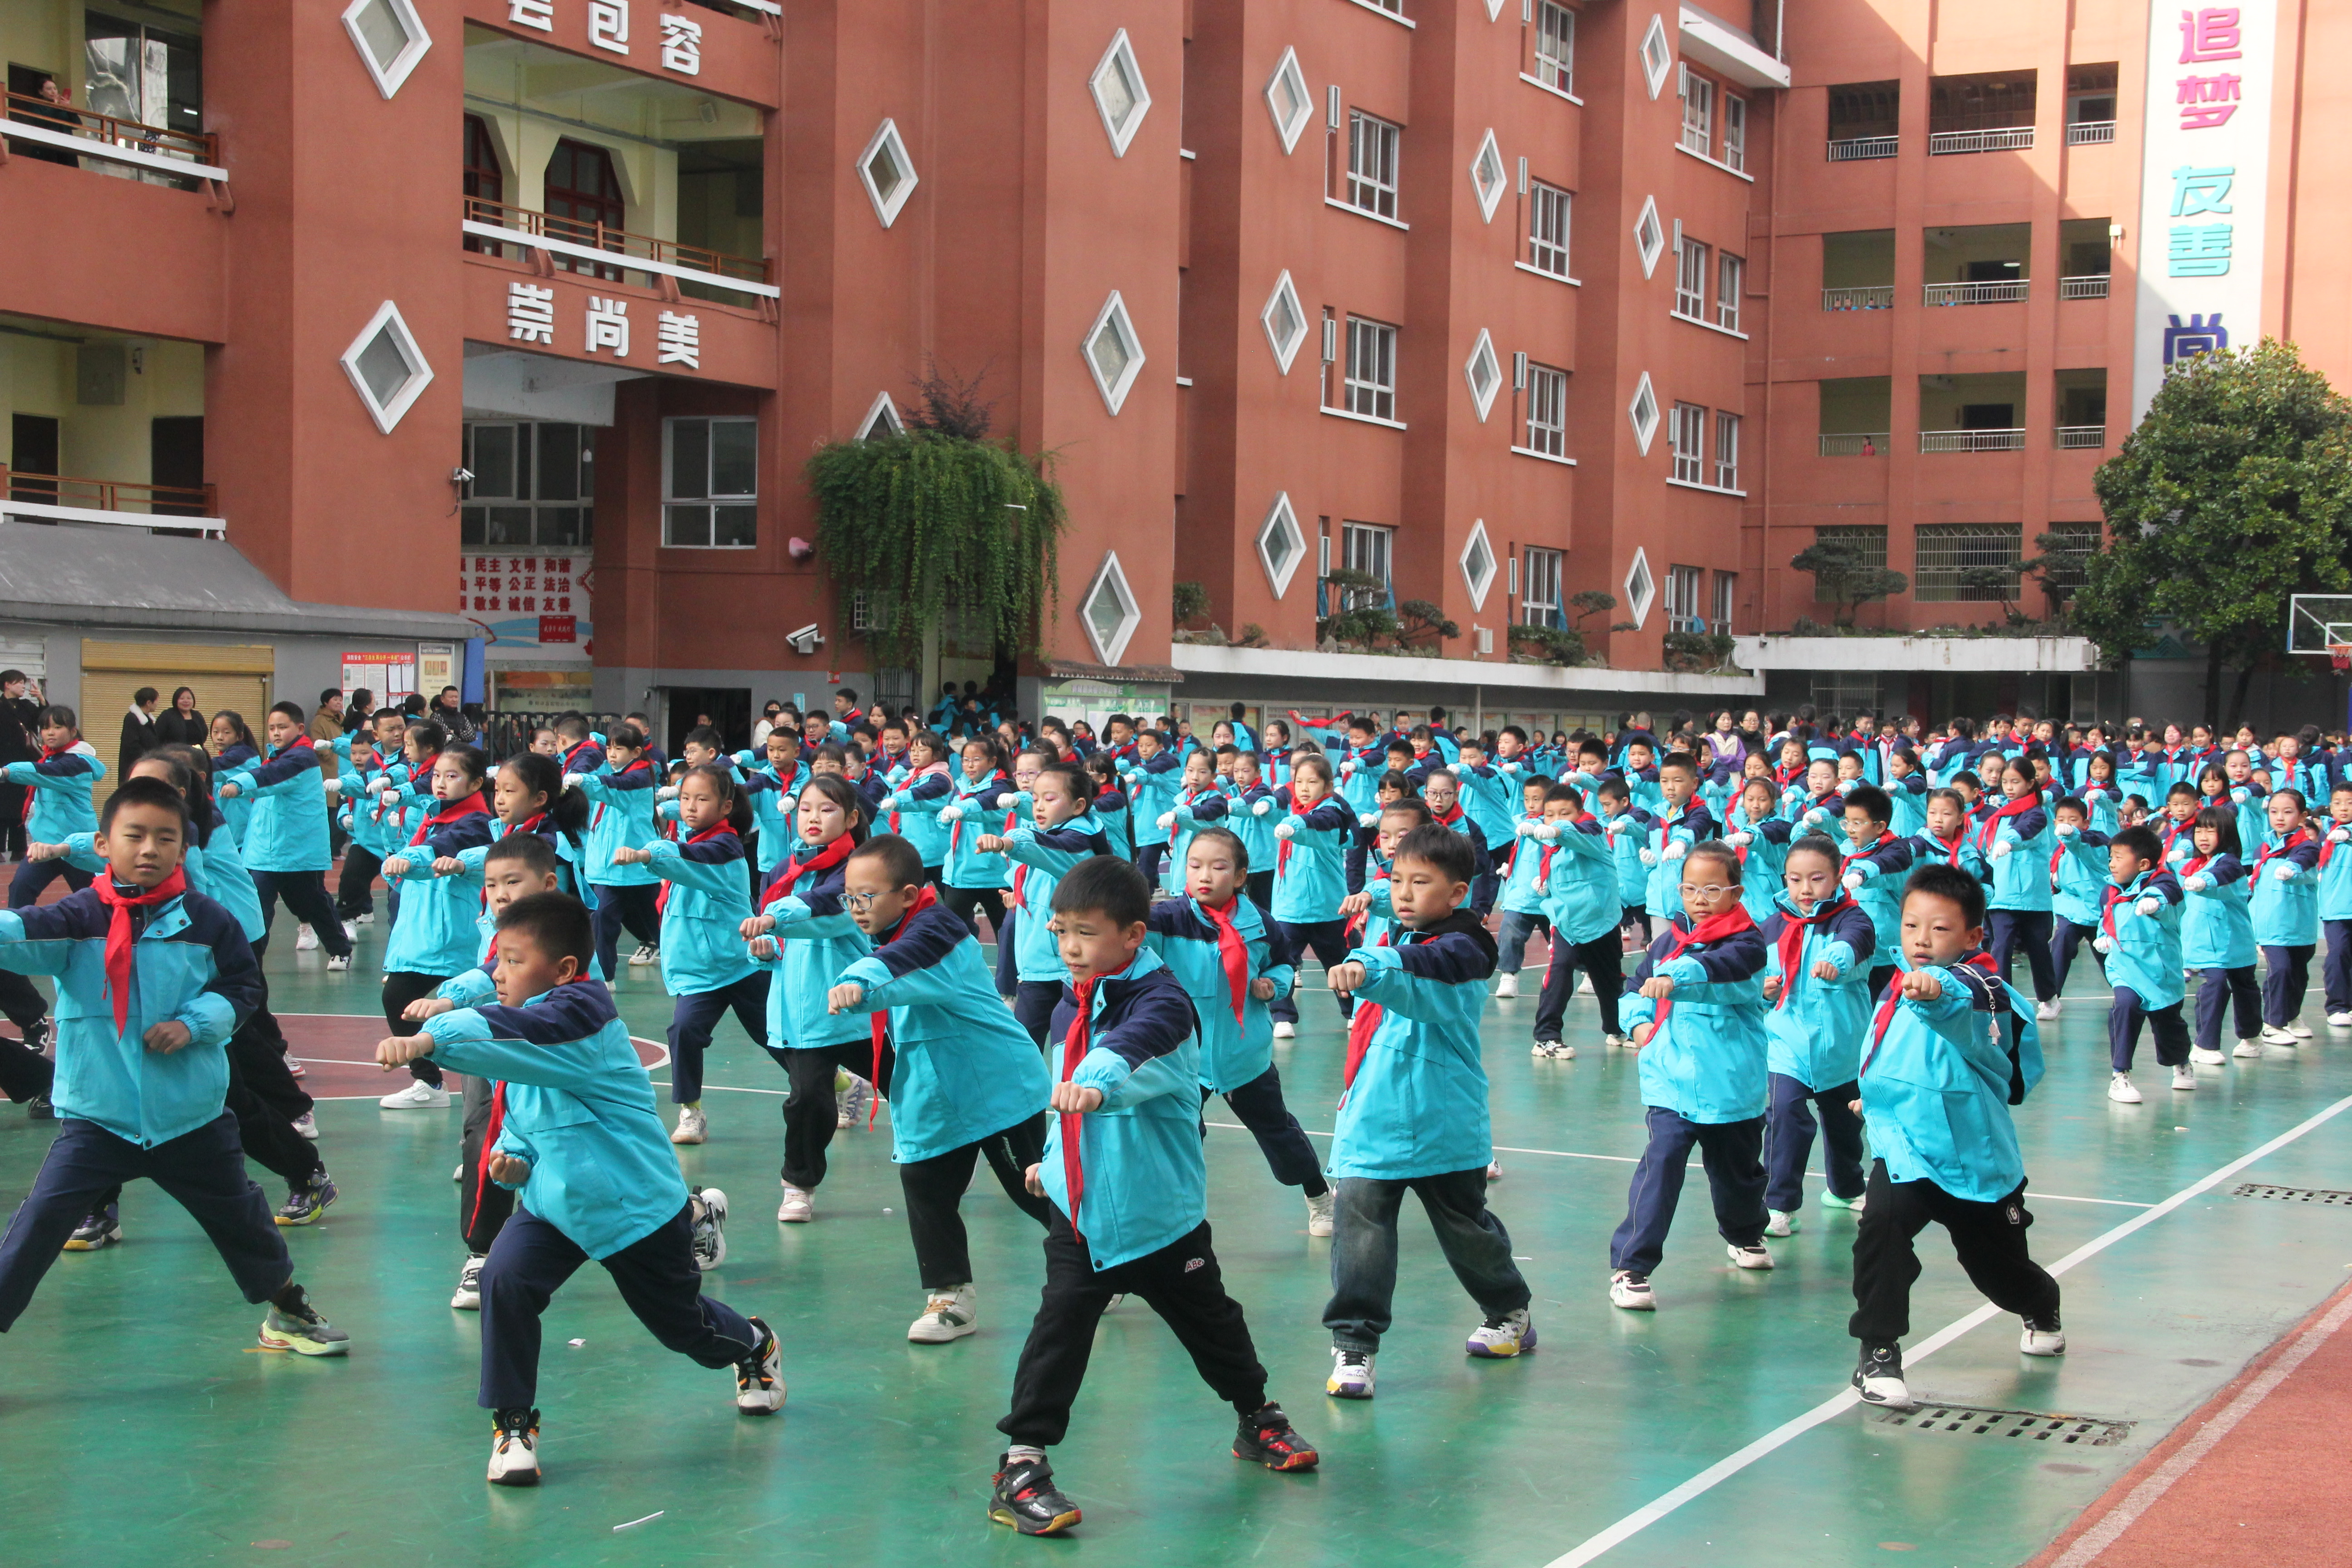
451, 466, 475, 485
786, 624, 823, 656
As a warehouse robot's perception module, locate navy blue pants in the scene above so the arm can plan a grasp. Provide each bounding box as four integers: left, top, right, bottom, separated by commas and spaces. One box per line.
249, 869, 350, 959
2050, 916, 2102, 993
666, 970, 774, 1104
1609, 1107, 1767, 1275
1989, 909, 2058, 1002
2261, 943, 2314, 1025
478, 1202, 759, 1411
592, 882, 661, 981
0, 1112, 291, 1331
1268, 918, 1355, 1024
2326, 920, 2352, 1014
2195, 965, 2262, 1048
1012, 979, 1061, 1047
1135, 841, 1168, 892
8, 857, 90, 909
1202, 1065, 1326, 1195
1535, 931, 1622, 1041
2109, 988, 2190, 1072
994, 906, 1019, 998
1764, 1072, 1865, 1212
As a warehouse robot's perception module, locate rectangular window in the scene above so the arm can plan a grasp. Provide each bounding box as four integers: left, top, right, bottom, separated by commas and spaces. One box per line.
1670, 402, 1707, 484
1346, 111, 1400, 220
1340, 521, 1393, 609
1524, 363, 1568, 456
1680, 71, 1714, 156
1533, 2, 1575, 93
1913, 522, 2024, 602
1711, 570, 1738, 632
1713, 412, 1741, 490
1523, 546, 1564, 627
1528, 181, 1572, 277
1722, 93, 1747, 172
1344, 316, 1397, 421
2040, 523, 2102, 591
1665, 564, 1705, 629
1675, 236, 1709, 319
663, 416, 757, 548
1716, 252, 1744, 331
1813, 524, 1889, 573
460, 421, 596, 548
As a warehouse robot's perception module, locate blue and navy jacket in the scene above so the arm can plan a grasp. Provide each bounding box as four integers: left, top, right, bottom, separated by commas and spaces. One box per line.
1225, 781, 1279, 873
647, 826, 759, 995
1618, 912, 1771, 1123
1759, 892, 1875, 1091
1120, 750, 1184, 847
233, 738, 333, 873
1606, 806, 1656, 905
1838, 829, 1916, 957
1091, 785, 1134, 860
1496, 815, 1550, 915
4, 742, 104, 842
61, 828, 265, 945
2249, 828, 2323, 947
1884, 770, 1930, 837
879, 763, 955, 868
575, 760, 660, 887
1000, 816, 1108, 983
1165, 782, 1230, 875
1456, 762, 1518, 848
2098, 868, 2185, 1007
941, 770, 1014, 889
2320, 826, 2352, 923
2177, 850, 2256, 969
750, 847, 871, 1051
2050, 825, 2113, 926
211, 741, 259, 844
1640, 799, 1718, 922
1722, 806, 1793, 922
1979, 798, 2054, 912
1534, 813, 1619, 945
1859, 957, 2042, 1204
1271, 796, 1354, 923
1145, 895, 1291, 1093
731, 752, 808, 873
1329, 910, 1499, 1180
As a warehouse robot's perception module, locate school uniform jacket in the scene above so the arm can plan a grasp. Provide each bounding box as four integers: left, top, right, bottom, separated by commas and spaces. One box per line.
731, 754, 808, 873
878, 763, 954, 867
62, 830, 265, 946
234, 739, 334, 873
2248, 829, 2323, 947
1722, 808, 1794, 922
1496, 815, 1551, 915
1534, 813, 1619, 945
2319, 825, 2352, 923
3, 741, 104, 842
1641, 800, 1719, 922
941, 771, 1015, 889
1839, 830, 1917, 955
1859, 958, 2042, 1204
1617, 914, 1771, 1124
211, 742, 258, 844
1271, 797, 1355, 924
1145, 895, 1293, 1093
1884, 771, 1930, 838
1980, 802, 2054, 912
755, 851, 874, 1051
1000, 817, 1108, 983
573, 761, 661, 887
1328, 910, 1499, 1181
1226, 782, 1277, 872
2098, 869, 2185, 1007
1120, 751, 1184, 848
647, 828, 760, 994
2177, 851, 2256, 969
1760, 893, 1875, 1090
2049, 827, 2113, 926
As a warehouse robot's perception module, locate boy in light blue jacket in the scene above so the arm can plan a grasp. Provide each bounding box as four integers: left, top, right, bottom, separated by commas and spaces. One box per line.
2046, 798, 2111, 996
1759, 836, 1875, 1235
2176, 804, 2260, 1062
216, 701, 352, 967
2090, 825, 2187, 1100
1531, 782, 1627, 1053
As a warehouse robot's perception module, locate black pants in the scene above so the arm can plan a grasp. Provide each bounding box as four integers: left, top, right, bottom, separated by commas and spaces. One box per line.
335, 845, 383, 918
459, 1073, 515, 1255
780, 1038, 885, 1190
1848, 1160, 2059, 1343
1268, 918, 1356, 1024
9, 858, 91, 908
1135, 842, 1168, 891
999, 1216, 1268, 1448
2050, 916, 2102, 993
1535, 932, 1622, 1039
1205, 1066, 1326, 1196
0, 968, 49, 1043
1245, 870, 1275, 913
895, 1112, 1053, 1288
666, 971, 773, 1104
937, 880, 1008, 942
250, 869, 351, 959
1012, 980, 1061, 1046
383, 970, 456, 1087
2261, 944, 2315, 1025
0, 782, 25, 858
0, 1113, 292, 1331
1989, 909, 2058, 1002
1608, 1107, 1767, 1274
83, 1023, 324, 1218
0, 1030, 50, 1102
2110, 989, 2192, 1071
2194, 965, 2262, 1048
592, 882, 661, 980
994, 906, 1019, 997
1324, 1168, 1531, 1353
478, 1202, 760, 1411
1764, 1072, 1864, 1211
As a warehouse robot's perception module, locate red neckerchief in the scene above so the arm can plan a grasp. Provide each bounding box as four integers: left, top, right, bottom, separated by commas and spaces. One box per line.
1343, 934, 1392, 1089
1646, 905, 1757, 1034
1774, 896, 1853, 1011
655, 822, 737, 914
1196, 897, 1252, 1026
507, 811, 547, 839
893, 760, 950, 835
864, 885, 940, 1122
1862, 953, 1999, 1077
2162, 816, 2195, 858
1279, 795, 1324, 875
2253, 828, 2313, 882
408, 790, 488, 848
1843, 829, 1895, 869
1975, 788, 2042, 853
2099, 874, 2151, 941
948, 770, 1005, 860
93, 869, 188, 1034
273, 735, 314, 755
470, 973, 603, 1231
1058, 956, 1140, 1240
1432, 803, 1465, 830
1538, 813, 1594, 882
20, 745, 69, 822
1923, 827, 1968, 867
761, 833, 855, 906
1774, 763, 1804, 787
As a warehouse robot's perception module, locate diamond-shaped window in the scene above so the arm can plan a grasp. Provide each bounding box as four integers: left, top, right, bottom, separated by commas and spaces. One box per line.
1090, 30, 1152, 157
1634, 196, 1666, 278
858, 120, 920, 228
1470, 129, 1508, 222
1640, 14, 1674, 100
1082, 291, 1146, 415
1257, 492, 1307, 597
1624, 548, 1657, 628
858, 391, 903, 441
1079, 550, 1143, 665
339, 300, 434, 434
1464, 330, 1502, 422
1261, 272, 1308, 373
342, 0, 431, 99
1265, 47, 1313, 153
1460, 519, 1498, 612
1628, 372, 1660, 454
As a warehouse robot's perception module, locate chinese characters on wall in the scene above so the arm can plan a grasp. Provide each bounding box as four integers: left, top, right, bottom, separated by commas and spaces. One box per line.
462, 554, 594, 654
506, 0, 702, 77
508, 283, 702, 369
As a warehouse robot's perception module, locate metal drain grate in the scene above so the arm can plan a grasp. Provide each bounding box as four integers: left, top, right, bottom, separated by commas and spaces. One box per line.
2232, 1183, 2352, 1205
1872, 1405, 2132, 1446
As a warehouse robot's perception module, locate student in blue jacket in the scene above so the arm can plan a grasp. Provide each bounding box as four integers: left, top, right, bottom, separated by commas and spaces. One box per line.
979, 760, 1106, 1044
730, 725, 809, 897
568, 724, 664, 978
986, 855, 1315, 1535
936, 735, 1015, 939
1267, 754, 1357, 1036
2318, 783, 2352, 1027
1322, 825, 1529, 1397
1489, 773, 1558, 1001
2176, 805, 2261, 1063
2046, 799, 2111, 997
0, 777, 348, 1356
377, 891, 782, 1486
1529, 783, 1626, 1055
1082, 752, 1133, 863
1597, 778, 1657, 943
1977, 758, 2060, 1019
1882, 747, 1930, 838
1833, 785, 1914, 995
1119, 727, 1185, 891
1722, 775, 1796, 923
374, 743, 496, 1110
215, 701, 354, 971
1224, 749, 1280, 910
1759, 837, 1875, 1235
1848, 863, 2061, 1411
2249, 789, 2323, 1045
2091, 825, 2189, 1101
5, 704, 104, 909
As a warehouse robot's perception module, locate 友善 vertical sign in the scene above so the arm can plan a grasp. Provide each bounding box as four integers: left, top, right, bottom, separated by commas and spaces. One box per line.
2132, 5, 2275, 421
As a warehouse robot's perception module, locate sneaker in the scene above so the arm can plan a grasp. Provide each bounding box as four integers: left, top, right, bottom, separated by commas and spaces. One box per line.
1103, 1294, 1125, 1312
908, 1283, 977, 1343
2107, 1072, 2143, 1104
1819, 1190, 1867, 1213
690, 1187, 728, 1271
2019, 1313, 2068, 1357
2034, 999, 2062, 1021
2188, 1046, 2226, 1066
378, 1081, 451, 1110
1232, 1404, 1319, 1471
1325, 1347, 1376, 1399
1604, 1033, 1632, 1050
1272, 1020, 1296, 1040
2171, 1064, 2197, 1092
355, 911, 375, 926
1494, 972, 1520, 1000
451, 1254, 486, 1310
452, 1163, 465, 1182
836, 1075, 874, 1129
671, 1105, 708, 1145
733, 1316, 785, 1413
487, 1407, 540, 1486
26, 1094, 54, 1121
1609, 1269, 1655, 1310
628, 943, 659, 968
776, 1183, 814, 1223
325, 955, 350, 973
258, 1286, 350, 1356
63, 1204, 120, 1251
1852, 1342, 1916, 1410
1465, 1307, 1536, 1358
2288, 1019, 2314, 1040
1485, 1158, 1502, 1182
342, 920, 358, 943
274, 1170, 338, 1226
1304, 1188, 1335, 1238
284, 1051, 306, 1080
297, 925, 318, 952
989, 1451, 1081, 1535
2234, 1037, 2265, 1058
1555, 1040, 1576, 1059
2261, 1024, 2298, 1046
1764, 1209, 1798, 1238
290, 1111, 318, 1140
1727, 1242, 1774, 1271
1530, 1038, 1557, 1058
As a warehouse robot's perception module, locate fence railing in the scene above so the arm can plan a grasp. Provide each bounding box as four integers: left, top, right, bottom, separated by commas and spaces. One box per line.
1919, 428, 2026, 453
1823, 284, 1896, 311
1923, 279, 2029, 306
2058, 274, 2111, 299
475, 712, 630, 764
2, 465, 220, 532
460, 196, 771, 287
1827, 134, 1897, 161
2066, 120, 2116, 145
1818, 433, 1888, 456
1928, 126, 2035, 154
2054, 425, 2107, 449
3, 88, 221, 176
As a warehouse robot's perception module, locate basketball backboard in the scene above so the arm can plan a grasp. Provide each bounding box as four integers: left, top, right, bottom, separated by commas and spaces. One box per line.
2286, 595, 2352, 659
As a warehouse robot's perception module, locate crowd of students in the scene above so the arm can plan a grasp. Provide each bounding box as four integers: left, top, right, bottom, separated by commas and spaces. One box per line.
0, 687, 2345, 1536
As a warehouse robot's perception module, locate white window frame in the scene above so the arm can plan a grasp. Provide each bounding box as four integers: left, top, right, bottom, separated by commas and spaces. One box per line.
1634, 195, 1665, 277
1665, 563, 1704, 630
1533, 2, 1575, 95
857, 120, 920, 228
1460, 519, 1498, 611
1264, 46, 1313, 153
1079, 550, 1143, 664
1081, 291, 1147, 415
1524, 363, 1568, 457
1639, 15, 1673, 98
1713, 411, 1741, 491
1528, 181, 1572, 278
1674, 235, 1710, 320
1670, 401, 1707, 484
1341, 521, 1394, 605
341, 0, 432, 100
1722, 93, 1748, 172
1623, 547, 1656, 627
1628, 372, 1661, 453
1680, 69, 1715, 157
1261, 271, 1309, 373
1522, 545, 1564, 628
1344, 316, 1398, 422
1716, 252, 1744, 333
1464, 329, 1503, 421
1347, 110, 1401, 220
338, 299, 435, 434
1711, 570, 1739, 633
662, 415, 759, 550
1256, 492, 1308, 596
1088, 29, 1152, 157
1469, 129, 1507, 222
858, 391, 903, 441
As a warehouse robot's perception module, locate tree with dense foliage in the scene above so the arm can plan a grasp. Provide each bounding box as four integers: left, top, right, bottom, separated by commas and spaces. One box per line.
1789, 539, 1909, 627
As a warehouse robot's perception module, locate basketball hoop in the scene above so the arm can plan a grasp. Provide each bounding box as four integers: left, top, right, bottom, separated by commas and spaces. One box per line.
2332, 643, 2352, 674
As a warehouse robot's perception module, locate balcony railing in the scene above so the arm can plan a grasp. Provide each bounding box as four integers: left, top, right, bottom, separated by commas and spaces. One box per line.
1928, 126, 2035, 154
2, 466, 223, 535
2066, 120, 2117, 145
1823, 285, 1896, 311
1827, 135, 1898, 161
1923, 279, 2029, 306
3, 88, 225, 182
2055, 425, 2107, 449
459, 196, 780, 299
1818, 433, 1888, 456
2059, 274, 2111, 299
1920, 428, 2026, 453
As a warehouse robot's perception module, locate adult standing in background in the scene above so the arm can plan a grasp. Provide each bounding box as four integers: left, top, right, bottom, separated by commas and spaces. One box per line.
0, 671, 36, 861
309, 690, 346, 778
431, 686, 476, 743
117, 687, 159, 777
155, 686, 208, 748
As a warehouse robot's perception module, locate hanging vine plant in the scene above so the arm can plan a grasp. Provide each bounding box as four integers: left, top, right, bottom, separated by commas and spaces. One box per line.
805, 365, 1068, 666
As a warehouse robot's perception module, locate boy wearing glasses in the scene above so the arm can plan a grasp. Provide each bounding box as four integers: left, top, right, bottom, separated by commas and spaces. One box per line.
1607, 841, 1773, 1311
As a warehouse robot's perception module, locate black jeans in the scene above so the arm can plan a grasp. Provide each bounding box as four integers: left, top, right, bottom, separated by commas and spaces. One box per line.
335, 845, 383, 918
1764, 1072, 1864, 1212
1848, 1160, 2059, 1343
383, 970, 456, 1086
665, 971, 773, 1104
895, 1112, 1053, 1288
478, 1202, 760, 1410
999, 1215, 1268, 1448
250, 869, 351, 959
1535, 932, 1622, 1039
1324, 1168, 1531, 1353
1608, 1107, 1767, 1274
1204, 1067, 1326, 1196
780, 1039, 885, 1190
592, 882, 662, 979
937, 880, 1008, 942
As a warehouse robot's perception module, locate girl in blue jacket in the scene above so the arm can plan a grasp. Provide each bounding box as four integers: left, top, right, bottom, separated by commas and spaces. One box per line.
206, 710, 260, 847
1723, 776, 1795, 923
4, 704, 103, 909
2046, 799, 2112, 997
2178, 804, 2261, 1062
1759, 837, 1875, 1234
936, 736, 1014, 941
1083, 752, 1132, 862
983, 761, 1107, 1044
2317, 783, 2352, 1027
570, 724, 664, 979
877, 729, 956, 876
2091, 826, 2189, 1100
375, 743, 495, 1108
1267, 755, 1356, 1036
218, 701, 352, 970
1977, 758, 2059, 1018
2248, 789, 2322, 1044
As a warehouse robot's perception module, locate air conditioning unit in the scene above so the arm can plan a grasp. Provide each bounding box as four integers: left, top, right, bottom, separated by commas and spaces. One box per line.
1475, 626, 1494, 655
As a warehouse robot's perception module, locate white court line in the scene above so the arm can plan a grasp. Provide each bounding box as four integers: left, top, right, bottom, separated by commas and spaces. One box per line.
1536, 1091, 2352, 1568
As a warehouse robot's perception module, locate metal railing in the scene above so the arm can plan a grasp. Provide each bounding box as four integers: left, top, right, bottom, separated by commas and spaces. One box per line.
1827, 135, 1898, 161
2066, 120, 2116, 145
1823, 284, 1896, 311
1923, 279, 2029, 306
2, 465, 221, 532
1928, 126, 2035, 154
3, 88, 221, 176
1919, 429, 2026, 453
460, 196, 771, 287
2054, 425, 2107, 449
2059, 274, 2111, 299
1818, 433, 1888, 456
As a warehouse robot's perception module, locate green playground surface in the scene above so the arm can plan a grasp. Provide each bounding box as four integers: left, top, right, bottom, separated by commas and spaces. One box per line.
2, 931, 2348, 1568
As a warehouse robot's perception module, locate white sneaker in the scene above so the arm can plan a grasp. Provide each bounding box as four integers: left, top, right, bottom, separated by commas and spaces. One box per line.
453, 1163, 465, 1182
2188, 1045, 2226, 1066
1764, 1209, 1797, 1238
342, 921, 358, 943
1555, 1039, 1576, 1059
1494, 972, 1520, 1000
1853, 1344, 1915, 1410
2107, 1072, 2143, 1104
1464, 1307, 1535, 1358
291, 1112, 318, 1141
629, 943, 659, 968
487, 1409, 540, 1486
2288, 1019, 2314, 1040
1325, 1347, 1376, 1399
2019, 1316, 2068, 1357
2329, 1012, 2352, 1028
836, 1075, 874, 1129
733, 1318, 785, 1413
776, 1183, 813, 1223
1530, 1038, 1556, 1058
1608, 1269, 1655, 1310
1273, 1020, 1296, 1040
907, 1283, 977, 1343
671, 1105, 708, 1145
379, 1081, 452, 1110
1578, 971, 1594, 994
325, 954, 350, 973
451, 1254, 486, 1310
690, 1187, 728, 1271
1604, 1033, 1631, 1049
355, 911, 375, 926
1727, 1242, 1774, 1271
2261, 1024, 2298, 1045
2171, 1064, 2197, 1092
297, 925, 319, 952
1485, 1158, 1502, 1182
2034, 999, 2061, 1021
2234, 1037, 2265, 1058
1305, 1188, 1335, 1237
